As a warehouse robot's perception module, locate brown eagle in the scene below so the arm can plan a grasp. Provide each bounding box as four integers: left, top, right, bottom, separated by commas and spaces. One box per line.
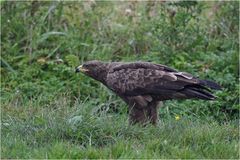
76, 60, 221, 125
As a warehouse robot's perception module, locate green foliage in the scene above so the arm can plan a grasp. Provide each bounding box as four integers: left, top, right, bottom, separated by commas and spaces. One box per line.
65, 54, 80, 67
1, 1, 239, 158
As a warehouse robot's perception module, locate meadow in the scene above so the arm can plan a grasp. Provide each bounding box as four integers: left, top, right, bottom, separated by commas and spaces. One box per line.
1, 1, 239, 158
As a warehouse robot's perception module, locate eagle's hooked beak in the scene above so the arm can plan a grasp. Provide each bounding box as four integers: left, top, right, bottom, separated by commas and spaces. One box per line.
75, 65, 89, 73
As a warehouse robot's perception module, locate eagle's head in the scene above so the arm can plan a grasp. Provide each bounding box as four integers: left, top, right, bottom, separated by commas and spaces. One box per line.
76, 60, 108, 83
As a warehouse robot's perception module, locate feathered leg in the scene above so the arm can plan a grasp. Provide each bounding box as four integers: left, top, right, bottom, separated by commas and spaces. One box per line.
119, 95, 160, 125
129, 106, 148, 125
147, 101, 160, 125
119, 95, 147, 125
128, 101, 160, 125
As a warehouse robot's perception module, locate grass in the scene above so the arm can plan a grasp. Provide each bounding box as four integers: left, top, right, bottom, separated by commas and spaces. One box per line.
1, 96, 239, 159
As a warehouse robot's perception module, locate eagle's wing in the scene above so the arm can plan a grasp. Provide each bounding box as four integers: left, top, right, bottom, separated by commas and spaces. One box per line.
109, 61, 177, 73
106, 63, 220, 101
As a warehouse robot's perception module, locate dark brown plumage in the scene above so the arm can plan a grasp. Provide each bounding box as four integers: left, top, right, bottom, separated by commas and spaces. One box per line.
76, 60, 221, 125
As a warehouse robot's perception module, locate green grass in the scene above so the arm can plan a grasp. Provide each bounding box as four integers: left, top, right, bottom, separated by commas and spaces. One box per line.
2, 96, 239, 159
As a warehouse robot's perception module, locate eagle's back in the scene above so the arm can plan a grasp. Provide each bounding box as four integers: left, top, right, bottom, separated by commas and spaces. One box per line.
106, 62, 220, 101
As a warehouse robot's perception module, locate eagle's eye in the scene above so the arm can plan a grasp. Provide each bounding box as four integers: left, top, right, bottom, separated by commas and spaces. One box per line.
82, 64, 87, 68
83, 64, 91, 69
84, 62, 98, 69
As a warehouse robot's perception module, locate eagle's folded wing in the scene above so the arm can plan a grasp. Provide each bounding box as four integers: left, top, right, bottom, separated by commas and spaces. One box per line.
107, 65, 218, 100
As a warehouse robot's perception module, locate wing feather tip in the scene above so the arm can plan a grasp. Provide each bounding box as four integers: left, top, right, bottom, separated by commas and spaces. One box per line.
201, 80, 222, 90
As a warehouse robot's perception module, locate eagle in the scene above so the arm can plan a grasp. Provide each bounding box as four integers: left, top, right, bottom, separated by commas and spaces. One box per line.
76, 60, 221, 125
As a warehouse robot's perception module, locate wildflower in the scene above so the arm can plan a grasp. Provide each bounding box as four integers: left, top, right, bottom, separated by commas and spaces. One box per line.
37, 58, 46, 64
175, 115, 180, 121
125, 8, 132, 14
163, 140, 167, 145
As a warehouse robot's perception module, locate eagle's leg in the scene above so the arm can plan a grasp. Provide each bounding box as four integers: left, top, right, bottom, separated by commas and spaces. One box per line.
129, 105, 148, 125
119, 96, 148, 125
120, 95, 160, 125
128, 101, 160, 125
147, 101, 160, 125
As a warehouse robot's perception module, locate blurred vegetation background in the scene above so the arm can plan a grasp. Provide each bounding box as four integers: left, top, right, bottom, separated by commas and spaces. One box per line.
1, 1, 239, 159
1, 0, 239, 120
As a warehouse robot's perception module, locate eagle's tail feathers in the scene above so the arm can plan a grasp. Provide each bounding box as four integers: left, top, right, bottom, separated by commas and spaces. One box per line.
182, 87, 216, 100
200, 80, 222, 90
